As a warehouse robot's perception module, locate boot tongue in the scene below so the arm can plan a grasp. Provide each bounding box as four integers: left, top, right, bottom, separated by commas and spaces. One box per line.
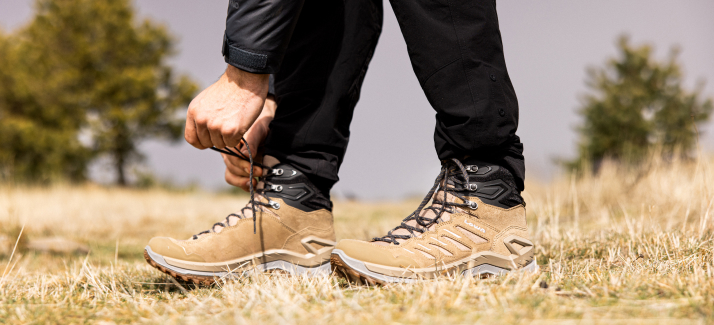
254, 155, 282, 192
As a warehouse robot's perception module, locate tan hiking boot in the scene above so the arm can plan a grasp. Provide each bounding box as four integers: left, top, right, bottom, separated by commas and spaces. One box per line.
144, 156, 336, 285
331, 158, 537, 285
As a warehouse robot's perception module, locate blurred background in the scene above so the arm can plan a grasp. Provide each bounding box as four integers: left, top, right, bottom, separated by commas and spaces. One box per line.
1, 0, 713, 200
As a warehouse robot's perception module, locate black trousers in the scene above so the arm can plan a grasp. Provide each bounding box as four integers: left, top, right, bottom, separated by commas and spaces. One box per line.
257, 0, 525, 197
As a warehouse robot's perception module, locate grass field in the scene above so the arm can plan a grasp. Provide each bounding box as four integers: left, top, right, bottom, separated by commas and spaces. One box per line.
1, 155, 713, 324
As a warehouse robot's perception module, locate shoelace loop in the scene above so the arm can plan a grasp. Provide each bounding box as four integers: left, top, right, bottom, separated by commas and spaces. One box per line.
190, 138, 274, 239
373, 158, 478, 245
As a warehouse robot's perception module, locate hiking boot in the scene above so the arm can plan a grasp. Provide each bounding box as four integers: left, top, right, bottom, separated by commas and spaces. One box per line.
144, 156, 336, 285
331, 158, 537, 285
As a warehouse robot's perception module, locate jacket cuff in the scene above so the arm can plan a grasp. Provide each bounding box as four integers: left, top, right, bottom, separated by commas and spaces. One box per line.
222, 33, 280, 74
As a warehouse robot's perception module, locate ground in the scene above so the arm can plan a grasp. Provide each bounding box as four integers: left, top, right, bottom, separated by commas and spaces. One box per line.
0, 156, 712, 324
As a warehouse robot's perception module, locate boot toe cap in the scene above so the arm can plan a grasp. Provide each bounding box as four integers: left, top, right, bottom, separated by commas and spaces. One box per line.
147, 237, 205, 262
335, 239, 418, 268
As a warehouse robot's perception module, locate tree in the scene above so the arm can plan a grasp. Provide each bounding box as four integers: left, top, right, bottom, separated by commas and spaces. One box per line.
0, 0, 198, 185
572, 36, 713, 169
0, 22, 92, 182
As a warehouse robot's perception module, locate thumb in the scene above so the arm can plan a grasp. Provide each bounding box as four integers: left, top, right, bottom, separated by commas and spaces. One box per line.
239, 112, 272, 161
238, 94, 276, 161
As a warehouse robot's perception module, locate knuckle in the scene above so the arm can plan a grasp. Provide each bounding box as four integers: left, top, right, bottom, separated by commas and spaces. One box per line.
194, 115, 208, 125
187, 108, 196, 117
236, 125, 249, 136
206, 121, 220, 131
222, 136, 237, 146
221, 126, 237, 137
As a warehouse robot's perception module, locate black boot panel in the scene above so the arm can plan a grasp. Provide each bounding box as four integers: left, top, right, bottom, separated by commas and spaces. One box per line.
449, 164, 525, 209
263, 163, 333, 212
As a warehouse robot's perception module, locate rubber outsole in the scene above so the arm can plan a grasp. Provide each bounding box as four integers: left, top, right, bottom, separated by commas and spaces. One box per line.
143, 246, 331, 285
145, 245, 539, 286
330, 249, 539, 285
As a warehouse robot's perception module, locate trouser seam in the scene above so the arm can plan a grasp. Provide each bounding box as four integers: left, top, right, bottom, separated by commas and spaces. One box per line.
445, 0, 478, 110
422, 57, 461, 85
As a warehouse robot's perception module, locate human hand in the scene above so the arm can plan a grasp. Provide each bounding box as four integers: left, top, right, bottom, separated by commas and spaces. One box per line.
184, 65, 269, 149
223, 95, 277, 192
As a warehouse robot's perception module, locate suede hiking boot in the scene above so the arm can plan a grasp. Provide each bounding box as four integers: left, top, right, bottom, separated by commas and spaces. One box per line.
331, 158, 537, 285
144, 155, 336, 285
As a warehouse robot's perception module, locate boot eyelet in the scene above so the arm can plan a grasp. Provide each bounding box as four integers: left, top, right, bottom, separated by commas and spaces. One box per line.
272, 168, 284, 176
468, 183, 478, 191
467, 201, 478, 210
269, 201, 281, 209
465, 165, 479, 173
271, 185, 283, 192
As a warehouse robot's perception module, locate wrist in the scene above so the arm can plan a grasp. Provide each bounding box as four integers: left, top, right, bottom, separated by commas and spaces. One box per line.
224, 64, 270, 96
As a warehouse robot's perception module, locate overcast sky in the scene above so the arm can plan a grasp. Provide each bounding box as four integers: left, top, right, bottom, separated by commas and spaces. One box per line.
1, 1, 713, 200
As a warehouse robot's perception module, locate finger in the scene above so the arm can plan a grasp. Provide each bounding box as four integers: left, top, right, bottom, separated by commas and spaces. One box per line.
195, 119, 214, 149
241, 130, 261, 159
222, 124, 241, 148
222, 154, 262, 176
184, 113, 207, 149
225, 169, 257, 192
222, 153, 249, 168
222, 153, 263, 176
231, 98, 267, 155
240, 116, 272, 159
208, 124, 227, 149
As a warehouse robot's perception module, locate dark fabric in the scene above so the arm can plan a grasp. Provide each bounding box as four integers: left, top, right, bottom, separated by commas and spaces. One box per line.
226, 0, 525, 196
223, 0, 305, 73
262, 0, 383, 198
388, 0, 524, 190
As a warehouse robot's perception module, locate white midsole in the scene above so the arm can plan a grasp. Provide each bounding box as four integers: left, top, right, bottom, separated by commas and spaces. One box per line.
145, 246, 331, 278
332, 249, 539, 283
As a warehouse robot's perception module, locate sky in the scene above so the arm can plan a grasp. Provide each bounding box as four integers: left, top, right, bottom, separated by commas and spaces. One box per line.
1, 0, 713, 200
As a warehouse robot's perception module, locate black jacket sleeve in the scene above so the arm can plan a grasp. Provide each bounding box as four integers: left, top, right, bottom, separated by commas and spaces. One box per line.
222, 0, 305, 74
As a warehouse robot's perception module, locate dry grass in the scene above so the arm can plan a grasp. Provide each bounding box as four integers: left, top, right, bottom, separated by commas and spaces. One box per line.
1, 155, 713, 324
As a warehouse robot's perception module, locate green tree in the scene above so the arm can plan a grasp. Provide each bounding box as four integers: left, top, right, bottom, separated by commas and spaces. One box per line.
572, 36, 713, 169
0, 23, 92, 182
0, 0, 198, 185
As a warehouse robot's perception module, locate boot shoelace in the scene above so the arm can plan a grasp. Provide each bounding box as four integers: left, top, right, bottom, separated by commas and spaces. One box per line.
190, 138, 280, 239
373, 158, 480, 245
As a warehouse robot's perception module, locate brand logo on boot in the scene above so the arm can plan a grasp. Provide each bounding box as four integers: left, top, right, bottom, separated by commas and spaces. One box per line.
464, 219, 485, 233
